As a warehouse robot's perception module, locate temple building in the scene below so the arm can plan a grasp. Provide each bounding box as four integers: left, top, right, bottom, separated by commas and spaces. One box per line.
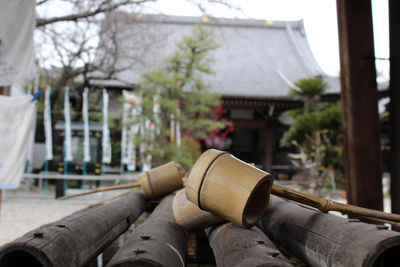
89, 12, 341, 173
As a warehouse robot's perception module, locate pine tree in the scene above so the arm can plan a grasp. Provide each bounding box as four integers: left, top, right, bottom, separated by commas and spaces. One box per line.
281, 78, 343, 174
133, 25, 224, 169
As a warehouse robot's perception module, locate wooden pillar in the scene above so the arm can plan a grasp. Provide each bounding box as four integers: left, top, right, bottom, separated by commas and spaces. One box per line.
0, 86, 11, 221
336, 0, 383, 210
389, 0, 400, 214
264, 123, 273, 172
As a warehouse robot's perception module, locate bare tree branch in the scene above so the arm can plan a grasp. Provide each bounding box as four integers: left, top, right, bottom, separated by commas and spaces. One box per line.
36, 0, 154, 27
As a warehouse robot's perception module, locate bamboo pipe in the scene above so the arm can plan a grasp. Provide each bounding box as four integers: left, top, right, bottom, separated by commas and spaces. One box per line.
173, 189, 224, 231
58, 182, 140, 200
59, 161, 184, 200
272, 184, 400, 223
185, 149, 273, 227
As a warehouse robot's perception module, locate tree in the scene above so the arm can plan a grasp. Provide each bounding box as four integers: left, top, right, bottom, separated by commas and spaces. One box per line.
34, 0, 237, 121
290, 77, 328, 112
133, 25, 224, 169
281, 77, 343, 187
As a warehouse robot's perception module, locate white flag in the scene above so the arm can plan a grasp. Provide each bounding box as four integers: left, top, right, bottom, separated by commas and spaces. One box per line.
64, 87, 73, 162
123, 91, 141, 171
176, 105, 181, 147
83, 88, 90, 162
0, 96, 36, 189
0, 0, 36, 86
153, 95, 161, 135
102, 89, 112, 163
44, 86, 53, 160
121, 90, 130, 164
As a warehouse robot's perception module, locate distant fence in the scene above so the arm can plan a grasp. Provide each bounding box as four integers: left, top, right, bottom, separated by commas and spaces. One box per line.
23, 172, 138, 181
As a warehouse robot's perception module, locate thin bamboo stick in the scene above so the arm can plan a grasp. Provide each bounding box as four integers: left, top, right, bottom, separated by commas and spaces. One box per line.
86, 191, 134, 209
272, 184, 400, 223
58, 182, 140, 200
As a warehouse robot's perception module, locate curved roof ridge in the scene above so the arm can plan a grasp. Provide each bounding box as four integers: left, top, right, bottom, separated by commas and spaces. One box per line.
108, 11, 304, 29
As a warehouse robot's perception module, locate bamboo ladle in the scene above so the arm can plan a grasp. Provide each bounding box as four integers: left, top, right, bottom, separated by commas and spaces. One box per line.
58, 161, 185, 200
61, 179, 400, 226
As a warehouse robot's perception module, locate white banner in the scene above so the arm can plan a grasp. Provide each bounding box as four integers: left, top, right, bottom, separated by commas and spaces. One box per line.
176, 105, 181, 147
121, 90, 130, 164
102, 89, 112, 163
83, 87, 90, 162
153, 95, 161, 135
64, 87, 73, 162
26, 81, 38, 168
44, 86, 53, 160
0, 95, 36, 189
122, 91, 141, 171
0, 0, 36, 86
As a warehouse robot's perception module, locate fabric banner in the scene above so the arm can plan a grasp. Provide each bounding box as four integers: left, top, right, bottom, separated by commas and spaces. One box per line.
153, 95, 161, 135
141, 119, 153, 171
64, 87, 73, 161
26, 83, 38, 167
121, 90, 130, 164
44, 86, 53, 160
102, 89, 112, 163
0, 0, 36, 86
82, 87, 91, 162
176, 105, 181, 147
122, 91, 141, 171
0, 95, 36, 189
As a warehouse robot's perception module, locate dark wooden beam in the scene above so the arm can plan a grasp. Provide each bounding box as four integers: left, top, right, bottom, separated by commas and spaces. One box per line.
336, 0, 383, 210
207, 222, 293, 267
259, 196, 400, 266
265, 123, 273, 171
389, 0, 400, 215
232, 119, 267, 129
0, 191, 146, 266
107, 194, 187, 267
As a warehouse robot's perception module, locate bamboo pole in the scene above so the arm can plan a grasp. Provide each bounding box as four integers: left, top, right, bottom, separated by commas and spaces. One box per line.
272, 184, 400, 224
86, 191, 133, 208
59, 161, 184, 200
58, 182, 140, 200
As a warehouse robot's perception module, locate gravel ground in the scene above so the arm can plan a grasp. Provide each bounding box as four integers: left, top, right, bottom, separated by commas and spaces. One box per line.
0, 187, 131, 247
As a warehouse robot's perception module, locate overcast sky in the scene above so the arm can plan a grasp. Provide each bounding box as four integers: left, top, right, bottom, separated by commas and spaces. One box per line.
141, 0, 390, 79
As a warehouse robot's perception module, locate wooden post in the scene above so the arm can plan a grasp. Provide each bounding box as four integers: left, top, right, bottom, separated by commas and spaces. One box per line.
336, 0, 383, 210
107, 194, 187, 267
207, 222, 293, 267
265, 123, 273, 171
389, 0, 400, 215
259, 196, 400, 266
0, 86, 11, 221
0, 191, 146, 267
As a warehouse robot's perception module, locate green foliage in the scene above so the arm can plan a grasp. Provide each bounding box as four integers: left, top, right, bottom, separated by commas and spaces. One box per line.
290, 77, 328, 98
134, 24, 224, 168
281, 77, 343, 171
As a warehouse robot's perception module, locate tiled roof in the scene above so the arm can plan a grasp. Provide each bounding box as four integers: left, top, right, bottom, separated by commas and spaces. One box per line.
90, 12, 340, 98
